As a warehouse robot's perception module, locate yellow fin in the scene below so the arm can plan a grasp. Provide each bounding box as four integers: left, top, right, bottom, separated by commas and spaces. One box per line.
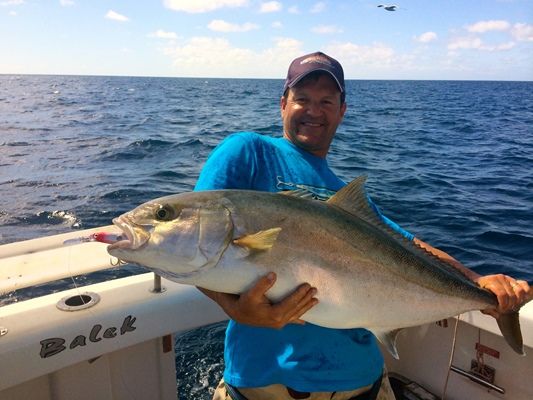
233, 228, 282, 251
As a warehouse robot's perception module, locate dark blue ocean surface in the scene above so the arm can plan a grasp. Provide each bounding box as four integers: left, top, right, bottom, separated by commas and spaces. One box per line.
1, 75, 532, 398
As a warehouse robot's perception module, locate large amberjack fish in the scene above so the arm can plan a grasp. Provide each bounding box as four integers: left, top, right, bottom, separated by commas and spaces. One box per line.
106, 177, 524, 358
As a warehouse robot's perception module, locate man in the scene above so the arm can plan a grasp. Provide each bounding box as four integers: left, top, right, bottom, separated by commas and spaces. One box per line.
195, 52, 531, 400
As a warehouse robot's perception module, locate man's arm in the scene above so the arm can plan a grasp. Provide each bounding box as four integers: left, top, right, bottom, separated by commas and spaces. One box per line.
414, 238, 532, 315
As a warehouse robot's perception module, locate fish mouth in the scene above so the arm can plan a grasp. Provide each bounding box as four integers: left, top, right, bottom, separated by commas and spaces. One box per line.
108, 215, 150, 251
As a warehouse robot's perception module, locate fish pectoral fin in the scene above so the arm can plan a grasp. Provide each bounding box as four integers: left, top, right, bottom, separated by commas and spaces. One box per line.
233, 228, 282, 251
372, 328, 403, 360
496, 311, 525, 356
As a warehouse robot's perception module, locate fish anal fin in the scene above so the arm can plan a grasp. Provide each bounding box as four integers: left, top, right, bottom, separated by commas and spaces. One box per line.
233, 228, 282, 251
496, 311, 525, 356
372, 328, 403, 360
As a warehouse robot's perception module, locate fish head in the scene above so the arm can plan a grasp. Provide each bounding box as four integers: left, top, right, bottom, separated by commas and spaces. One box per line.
108, 192, 234, 278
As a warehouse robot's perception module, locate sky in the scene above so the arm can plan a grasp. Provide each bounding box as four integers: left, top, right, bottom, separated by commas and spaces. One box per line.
1, 0, 532, 80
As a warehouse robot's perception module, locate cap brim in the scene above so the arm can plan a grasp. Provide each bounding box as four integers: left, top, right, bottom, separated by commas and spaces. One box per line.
287, 68, 344, 93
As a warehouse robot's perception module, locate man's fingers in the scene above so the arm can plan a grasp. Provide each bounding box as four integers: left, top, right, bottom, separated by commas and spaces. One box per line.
288, 294, 319, 324
481, 308, 500, 318
236, 275, 320, 328
515, 280, 531, 304
245, 272, 277, 300
291, 286, 318, 315
274, 284, 314, 312
479, 274, 528, 312
274, 284, 318, 324
503, 278, 530, 311
291, 318, 306, 325
501, 279, 516, 310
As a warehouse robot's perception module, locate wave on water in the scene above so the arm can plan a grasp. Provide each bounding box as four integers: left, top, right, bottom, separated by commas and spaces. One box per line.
2, 210, 81, 229
98, 138, 206, 161
151, 170, 191, 179
175, 322, 226, 400
1, 141, 31, 147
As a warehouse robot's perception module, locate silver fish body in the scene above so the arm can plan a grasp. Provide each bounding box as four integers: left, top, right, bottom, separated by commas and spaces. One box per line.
108, 177, 524, 357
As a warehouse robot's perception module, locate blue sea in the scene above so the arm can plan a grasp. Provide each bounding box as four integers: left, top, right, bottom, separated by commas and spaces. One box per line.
1, 75, 532, 398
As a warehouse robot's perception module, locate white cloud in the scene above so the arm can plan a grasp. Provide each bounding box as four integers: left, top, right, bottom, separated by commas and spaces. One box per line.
326, 42, 396, 66
414, 31, 437, 43
0, 0, 24, 5
259, 1, 281, 13
511, 23, 533, 42
310, 2, 326, 13
164, 0, 248, 13
448, 20, 528, 53
162, 36, 303, 77
448, 37, 515, 52
148, 29, 178, 39
272, 21, 283, 29
489, 41, 516, 51
163, 37, 254, 76
208, 19, 259, 32
273, 37, 302, 49
8, 10, 16, 15
105, 10, 129, 22
288, 6, 299, 14
312, 25, 342, 34
59, 0, 74, 6
466, 20, 510, 33
448, 37, 483, 50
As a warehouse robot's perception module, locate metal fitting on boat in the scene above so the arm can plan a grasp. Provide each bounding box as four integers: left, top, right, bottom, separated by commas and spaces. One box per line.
56, 292, 101, 311
150, 273, 166, 293
0, 327, 7, 337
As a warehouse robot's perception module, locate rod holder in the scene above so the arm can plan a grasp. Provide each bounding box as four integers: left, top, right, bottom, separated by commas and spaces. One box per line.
151, 273, 165, 293
450, 365, 505, 394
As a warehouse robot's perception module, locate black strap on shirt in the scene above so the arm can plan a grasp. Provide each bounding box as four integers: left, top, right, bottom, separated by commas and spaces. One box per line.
349, 374, 382, 400
224, 374, 383, 400
224, 382, 249, 400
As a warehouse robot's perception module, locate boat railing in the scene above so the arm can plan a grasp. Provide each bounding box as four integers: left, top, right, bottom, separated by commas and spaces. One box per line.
0, 226, 122, 295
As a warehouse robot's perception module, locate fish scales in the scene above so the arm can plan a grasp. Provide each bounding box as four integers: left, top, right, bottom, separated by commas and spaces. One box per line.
215, 191, 494, 325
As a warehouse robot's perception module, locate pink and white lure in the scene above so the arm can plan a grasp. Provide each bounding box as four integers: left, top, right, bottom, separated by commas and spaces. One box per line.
63, 232, 124, 246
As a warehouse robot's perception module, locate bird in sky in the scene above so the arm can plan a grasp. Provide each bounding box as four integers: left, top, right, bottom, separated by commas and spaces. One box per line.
377, 4, 397, 11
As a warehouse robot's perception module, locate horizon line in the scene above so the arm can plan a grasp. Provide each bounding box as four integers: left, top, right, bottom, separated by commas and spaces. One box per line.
1, 73, 531, 83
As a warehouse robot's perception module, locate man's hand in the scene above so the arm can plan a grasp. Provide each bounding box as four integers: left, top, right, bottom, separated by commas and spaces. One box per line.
199, 272, 318, 329
476, 274, 532, 317
414, 238, 532, 317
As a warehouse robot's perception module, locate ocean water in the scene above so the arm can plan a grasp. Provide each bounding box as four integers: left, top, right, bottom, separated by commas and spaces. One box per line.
1, 75, 532, 398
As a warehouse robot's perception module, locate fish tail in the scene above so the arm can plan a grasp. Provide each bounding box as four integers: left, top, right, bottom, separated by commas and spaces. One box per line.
496, 311, 525, 355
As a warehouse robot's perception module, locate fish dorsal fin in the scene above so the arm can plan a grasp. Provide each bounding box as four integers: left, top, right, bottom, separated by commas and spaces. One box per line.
329, 177, 481, 284
330, 178, 493, 300
233, 228, 282, 251
327, 176, 384, 227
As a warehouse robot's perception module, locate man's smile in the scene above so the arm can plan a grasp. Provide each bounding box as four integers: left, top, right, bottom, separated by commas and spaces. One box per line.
301, 121, 325, 127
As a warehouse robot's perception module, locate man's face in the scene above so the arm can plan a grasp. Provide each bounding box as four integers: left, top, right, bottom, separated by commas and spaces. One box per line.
281, 74, 346, 158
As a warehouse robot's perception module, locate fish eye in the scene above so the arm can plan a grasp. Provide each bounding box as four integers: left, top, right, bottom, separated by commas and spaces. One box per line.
155, 205, 175, 221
